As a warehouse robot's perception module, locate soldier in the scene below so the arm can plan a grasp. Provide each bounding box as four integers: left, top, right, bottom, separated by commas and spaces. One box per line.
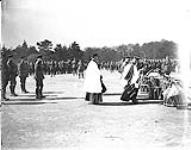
1, 55, 10, 100
34, 55, 45, 99
7, 55, 18, 96
77, 60, 85, 79
71, 58, 76, 76
29, 62, 35, 75
50, 60, 56, 77
18, 56, 30, 93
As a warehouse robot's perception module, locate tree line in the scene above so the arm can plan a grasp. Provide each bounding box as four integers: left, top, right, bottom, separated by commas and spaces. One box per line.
1, 39, 177, 63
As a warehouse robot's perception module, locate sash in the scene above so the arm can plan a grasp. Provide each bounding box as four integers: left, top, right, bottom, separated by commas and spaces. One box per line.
124, 64, 134, 83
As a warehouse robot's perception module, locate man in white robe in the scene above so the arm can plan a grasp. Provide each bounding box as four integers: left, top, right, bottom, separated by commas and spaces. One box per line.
84, 54, 102, 104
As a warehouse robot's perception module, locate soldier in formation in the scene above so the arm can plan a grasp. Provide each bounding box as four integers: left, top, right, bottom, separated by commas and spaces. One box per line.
2, 55, 18, 100
77, 60, 86, 79
1, 55, 11, 100
7, 55, 18, 96
18, 56, 30, 93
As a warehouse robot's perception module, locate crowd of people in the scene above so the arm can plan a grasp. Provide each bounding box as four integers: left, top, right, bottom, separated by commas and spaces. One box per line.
2, 53, 186, 108
83, 54, 186, 108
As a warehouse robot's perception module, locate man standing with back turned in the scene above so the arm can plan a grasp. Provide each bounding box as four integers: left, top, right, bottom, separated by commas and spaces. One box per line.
34, 55, 45, 99
7, 55, 18, 96
18, 56, 30, 93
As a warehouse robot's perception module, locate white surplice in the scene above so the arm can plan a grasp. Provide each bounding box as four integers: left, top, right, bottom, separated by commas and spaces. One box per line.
84, 60, 102, 93
131, 65, 140, 88
121, 63, 140, 88
120, 63, 132, 87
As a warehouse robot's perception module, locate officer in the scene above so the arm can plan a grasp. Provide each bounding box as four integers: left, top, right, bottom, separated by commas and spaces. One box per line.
1, 54, 10, 100
18, 56, 29, 93
34, 55, 45, 99
7, 55, 18, 96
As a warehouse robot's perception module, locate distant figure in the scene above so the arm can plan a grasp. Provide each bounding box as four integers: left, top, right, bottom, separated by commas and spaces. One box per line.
84, 54, 103, 104
50, 61, 56, 77
71, 58, 77, 76
7, 55, 18, 96
77, 60, 85, 79
18, 56, 30, 93
29, 62, 35, 75
34, 55, 45, 99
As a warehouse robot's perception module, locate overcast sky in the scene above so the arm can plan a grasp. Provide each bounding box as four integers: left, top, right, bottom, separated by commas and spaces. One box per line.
1, 0, 191, 49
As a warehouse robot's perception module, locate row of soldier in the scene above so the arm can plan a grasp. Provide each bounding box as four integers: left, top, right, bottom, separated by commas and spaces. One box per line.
1, 54, 178, 101
2, 55, 45, 100
1, 56, 93, 101
28, 59, 87, 78
28, 57, 179, 76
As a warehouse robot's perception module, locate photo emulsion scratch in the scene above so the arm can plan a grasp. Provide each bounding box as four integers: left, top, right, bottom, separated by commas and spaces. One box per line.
1, 0, 191, 150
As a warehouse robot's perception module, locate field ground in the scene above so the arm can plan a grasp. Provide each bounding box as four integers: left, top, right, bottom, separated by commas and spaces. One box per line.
1, 70, 191, 150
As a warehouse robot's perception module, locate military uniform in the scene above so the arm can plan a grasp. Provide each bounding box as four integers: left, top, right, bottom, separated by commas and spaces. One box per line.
50, 61, 56, 77
77, 60, 85, 79
34, 56, 45, 99
7, 56, 18, 96
1, 56, 10, 100
18, 57, 29, 93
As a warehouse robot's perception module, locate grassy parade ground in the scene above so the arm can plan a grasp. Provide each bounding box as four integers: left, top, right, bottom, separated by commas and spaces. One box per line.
1, 71, 191, 150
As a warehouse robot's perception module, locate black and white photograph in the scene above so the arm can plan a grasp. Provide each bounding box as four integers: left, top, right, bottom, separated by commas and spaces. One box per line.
1, 0, 191, 150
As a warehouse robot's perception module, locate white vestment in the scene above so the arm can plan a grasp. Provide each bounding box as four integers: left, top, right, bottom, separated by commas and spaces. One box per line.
121, 63, 140, 88
84, 60, 102, 93
131, 65, 140, 88
120, 63, 131, 87
121, 63, 131, 79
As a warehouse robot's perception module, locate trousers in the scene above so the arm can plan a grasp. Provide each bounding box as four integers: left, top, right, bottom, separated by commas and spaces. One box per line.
35, 78, 43, 98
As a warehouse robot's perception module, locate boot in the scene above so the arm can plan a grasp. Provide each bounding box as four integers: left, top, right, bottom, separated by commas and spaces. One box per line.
39, 90, 45, 99
21, 85, 26, 93
10, 86, 18, 96
24, 90, 29, 93
36, 89, 41, 99
23, 86, 29, 93
2, 92, 9, 101
21, 87, 25, 93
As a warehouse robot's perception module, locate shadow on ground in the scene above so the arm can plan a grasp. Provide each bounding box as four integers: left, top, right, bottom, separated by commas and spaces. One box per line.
98, 100, 163, 106
17, 91, 64, 97
1, 96, 84, 105
1, 101, 57, 105
104, 93, 121, 96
